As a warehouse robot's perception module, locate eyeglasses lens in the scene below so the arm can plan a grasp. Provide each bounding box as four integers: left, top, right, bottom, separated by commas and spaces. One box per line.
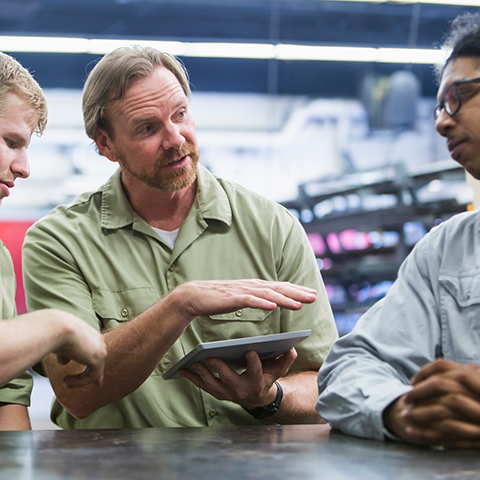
444, 84, 460, 116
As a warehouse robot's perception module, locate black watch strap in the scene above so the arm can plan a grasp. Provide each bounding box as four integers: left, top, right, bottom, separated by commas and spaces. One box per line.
246, 381, 283, 420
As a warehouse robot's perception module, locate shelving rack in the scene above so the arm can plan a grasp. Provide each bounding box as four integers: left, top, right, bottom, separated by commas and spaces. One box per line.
282, 160, 470, 334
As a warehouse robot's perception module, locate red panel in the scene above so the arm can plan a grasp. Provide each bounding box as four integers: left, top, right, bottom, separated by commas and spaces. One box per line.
0, 221, 36, 314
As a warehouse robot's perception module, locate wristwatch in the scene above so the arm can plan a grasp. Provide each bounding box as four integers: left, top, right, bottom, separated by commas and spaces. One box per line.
246, 381, 283, 420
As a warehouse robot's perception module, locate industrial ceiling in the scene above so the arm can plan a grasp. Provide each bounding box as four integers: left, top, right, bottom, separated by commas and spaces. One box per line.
1, 0, 478, 97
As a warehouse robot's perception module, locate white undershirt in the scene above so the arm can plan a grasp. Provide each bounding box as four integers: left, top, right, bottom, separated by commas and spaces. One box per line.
152, 227, 180, 250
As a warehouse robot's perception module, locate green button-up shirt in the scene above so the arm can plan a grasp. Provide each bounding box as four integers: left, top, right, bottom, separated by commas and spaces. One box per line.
0, 241, 32, 406
23, 165, 337, 429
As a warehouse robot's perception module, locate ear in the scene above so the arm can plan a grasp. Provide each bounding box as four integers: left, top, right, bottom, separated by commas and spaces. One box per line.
94, 128, 118, 163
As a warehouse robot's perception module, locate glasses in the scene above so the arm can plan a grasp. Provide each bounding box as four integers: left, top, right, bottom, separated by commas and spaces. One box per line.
434, 77, 480, 121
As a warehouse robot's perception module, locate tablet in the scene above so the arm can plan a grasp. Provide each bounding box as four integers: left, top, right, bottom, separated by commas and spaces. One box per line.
162, 329, 311, 380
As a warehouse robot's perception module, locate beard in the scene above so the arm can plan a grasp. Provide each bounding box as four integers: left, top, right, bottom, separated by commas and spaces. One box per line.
117, 142, 200, 193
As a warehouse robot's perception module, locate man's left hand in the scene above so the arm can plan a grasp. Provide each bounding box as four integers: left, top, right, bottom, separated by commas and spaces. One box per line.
178, 348, 297, 410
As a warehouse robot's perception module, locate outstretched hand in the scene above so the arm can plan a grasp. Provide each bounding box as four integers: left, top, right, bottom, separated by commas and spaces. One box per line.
172, 279, 316, 325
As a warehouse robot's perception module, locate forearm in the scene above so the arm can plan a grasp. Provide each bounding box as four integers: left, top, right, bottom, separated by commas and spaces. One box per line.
268, 370, 324, 425
44, 290, 191, 419
0, 404, 31, 430
0, 310, 78, 386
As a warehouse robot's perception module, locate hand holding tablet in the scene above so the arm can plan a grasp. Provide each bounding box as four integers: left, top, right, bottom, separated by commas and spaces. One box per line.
162, 330, 311, 380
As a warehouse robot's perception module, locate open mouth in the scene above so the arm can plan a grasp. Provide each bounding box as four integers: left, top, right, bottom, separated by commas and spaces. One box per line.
166, 155, 187, 166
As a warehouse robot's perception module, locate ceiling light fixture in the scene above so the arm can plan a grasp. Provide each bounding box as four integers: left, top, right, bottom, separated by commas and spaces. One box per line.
0, 35, 447, 65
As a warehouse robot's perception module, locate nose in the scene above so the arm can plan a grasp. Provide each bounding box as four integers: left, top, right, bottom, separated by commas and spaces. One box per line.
435, 107, 456, 138
161, 122, 185, 151
11, 150, 30, 179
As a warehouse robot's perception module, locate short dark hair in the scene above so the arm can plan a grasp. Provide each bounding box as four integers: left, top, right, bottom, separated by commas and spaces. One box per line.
436, 13, 480, 81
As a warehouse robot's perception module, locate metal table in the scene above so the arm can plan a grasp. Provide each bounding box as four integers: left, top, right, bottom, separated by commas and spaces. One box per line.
1, 425, 479, 479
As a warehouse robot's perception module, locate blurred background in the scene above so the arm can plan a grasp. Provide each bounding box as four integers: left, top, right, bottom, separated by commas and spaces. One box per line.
0, 0, 478, 428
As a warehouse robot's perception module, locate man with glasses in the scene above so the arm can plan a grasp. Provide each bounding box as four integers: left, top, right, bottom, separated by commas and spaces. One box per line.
317, 12, 480, 448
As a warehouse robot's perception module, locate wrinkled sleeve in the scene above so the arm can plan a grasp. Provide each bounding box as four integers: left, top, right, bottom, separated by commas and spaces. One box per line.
317, 238, 440, 441
277, 215, 338, 371
23, 219, 99, 329
0, 371, 33, 406
23, 218, 101, 376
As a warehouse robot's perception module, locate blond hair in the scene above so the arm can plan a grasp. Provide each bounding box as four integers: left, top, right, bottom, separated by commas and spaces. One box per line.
0, 52, 47, 134
83, 45, 191, 143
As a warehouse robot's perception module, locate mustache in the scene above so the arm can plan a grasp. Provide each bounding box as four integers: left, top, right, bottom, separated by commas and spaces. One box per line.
158, 143, 199, 166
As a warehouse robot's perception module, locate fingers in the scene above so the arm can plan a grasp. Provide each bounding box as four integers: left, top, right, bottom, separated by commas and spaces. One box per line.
262, 348, 297, 374
261, 282, 317, 308
177, 351, 288, 409
177, 368, 208, 391
209, 354, 268, 402
63, 364, 105, 388
406, 375, 465, 405
407, 364, 480, 407
405, 418, 480, 444
178, 362, 239, 400
411, 359, 461, 385
386, 377, 480, 448
405, 391, 480, 425
179, 279, 317, 320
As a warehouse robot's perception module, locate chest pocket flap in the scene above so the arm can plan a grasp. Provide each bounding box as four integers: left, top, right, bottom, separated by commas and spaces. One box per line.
439, 273, 480, 307
92, 287, 158, 329
209, 308, 272, 322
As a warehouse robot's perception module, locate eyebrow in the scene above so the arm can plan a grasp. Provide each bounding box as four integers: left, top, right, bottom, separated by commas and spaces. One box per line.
129, 115, 157, 128
129, 99, 188, 128
4, 131, 30, 146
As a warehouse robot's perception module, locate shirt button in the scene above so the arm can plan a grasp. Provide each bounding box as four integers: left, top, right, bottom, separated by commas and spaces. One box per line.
208, 409, 217, 417
467, 292, 471, 299
121, 308, 128, 318
168, 264, 176, 272
235, 310, 243, 317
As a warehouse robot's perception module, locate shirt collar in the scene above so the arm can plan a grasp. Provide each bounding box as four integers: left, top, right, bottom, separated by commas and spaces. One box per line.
101, 169, 135, 230
100, 164, 232, 230
195, 164, 232, 227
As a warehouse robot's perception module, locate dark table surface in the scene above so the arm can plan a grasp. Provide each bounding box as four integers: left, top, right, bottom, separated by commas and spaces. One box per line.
1, 424, 479, 480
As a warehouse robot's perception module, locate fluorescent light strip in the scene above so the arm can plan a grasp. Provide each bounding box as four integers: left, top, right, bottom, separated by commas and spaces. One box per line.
0, 35, 447, 64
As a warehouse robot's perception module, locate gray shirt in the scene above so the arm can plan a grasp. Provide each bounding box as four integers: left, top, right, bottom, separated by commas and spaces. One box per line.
317, 209, 480, 441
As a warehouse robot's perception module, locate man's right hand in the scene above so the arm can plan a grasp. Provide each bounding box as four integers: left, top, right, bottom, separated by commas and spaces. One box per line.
41, 279, 316, 419
52, 313, 107, 388
384, 359, 480, 448
170, 279, 317, 325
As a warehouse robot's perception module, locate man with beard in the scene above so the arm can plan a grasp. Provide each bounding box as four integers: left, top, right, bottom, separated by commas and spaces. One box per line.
317, 13, 480, 449
21, 46, 337, 429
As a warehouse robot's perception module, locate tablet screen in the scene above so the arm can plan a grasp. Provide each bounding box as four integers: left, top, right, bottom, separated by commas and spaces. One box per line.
162, 329, 311, 380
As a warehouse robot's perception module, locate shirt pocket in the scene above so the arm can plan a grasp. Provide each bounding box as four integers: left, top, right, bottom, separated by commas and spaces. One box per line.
204, 308, 275, 343
92, 287, 173, 375
439, 273, 480, 364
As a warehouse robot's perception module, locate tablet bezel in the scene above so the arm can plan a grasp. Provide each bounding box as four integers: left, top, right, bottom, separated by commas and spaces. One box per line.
162, 329, 311, 380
